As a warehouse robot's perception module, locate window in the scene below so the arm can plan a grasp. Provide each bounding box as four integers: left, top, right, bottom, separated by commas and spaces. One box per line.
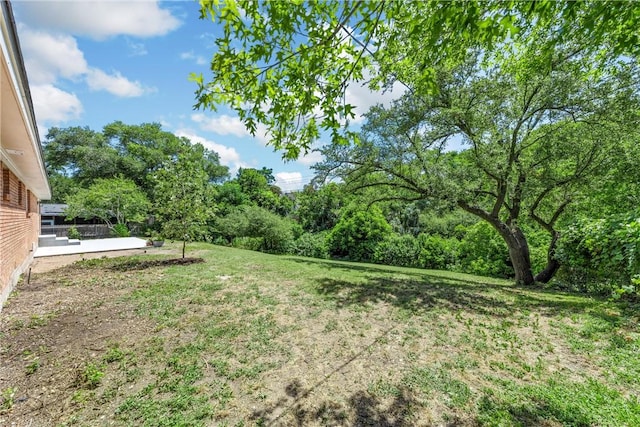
2, 168, 10, 202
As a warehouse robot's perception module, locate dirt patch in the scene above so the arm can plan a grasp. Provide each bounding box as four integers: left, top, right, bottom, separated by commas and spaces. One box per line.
29, 247, 174, 274
108, 257, 205, 271
0, 250, 171, 426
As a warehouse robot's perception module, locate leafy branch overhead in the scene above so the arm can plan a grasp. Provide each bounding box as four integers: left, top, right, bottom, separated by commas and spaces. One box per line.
194, 0, 640, 158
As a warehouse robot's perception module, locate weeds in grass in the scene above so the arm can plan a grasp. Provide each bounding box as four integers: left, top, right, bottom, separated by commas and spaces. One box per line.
405, 366, 471, 408
71, 390, 93, 405
25, 358, 40, 375
103, 343, 125, 363
79, 363, 105, 389
0, 387, 16, 414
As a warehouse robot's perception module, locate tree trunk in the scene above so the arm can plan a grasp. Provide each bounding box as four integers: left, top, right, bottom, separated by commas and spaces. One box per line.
534, 231, 560, 283
182, 240, 186, 259
458, 203, 536, 286
496, 223, 536, 286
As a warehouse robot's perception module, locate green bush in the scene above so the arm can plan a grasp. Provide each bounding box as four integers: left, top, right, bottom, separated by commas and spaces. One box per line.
327, 205, 392, 262
418, 234, 459, 270
555, 213, 640, 296
216, 206, 294, 254
291, 232, 330, 259
457, 222, 512, 278
232, 237, 263, 251
373, 233, 420, 267
419, 210, 477, 238
67, 226, 82, 240
214, 209, 250, 243
111, 223, 130, 237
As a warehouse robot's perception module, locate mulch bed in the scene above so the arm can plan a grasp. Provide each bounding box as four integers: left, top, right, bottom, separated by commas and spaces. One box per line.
108, 257, 205, 271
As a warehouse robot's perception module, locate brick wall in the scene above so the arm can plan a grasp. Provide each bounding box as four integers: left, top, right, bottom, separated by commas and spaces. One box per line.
1, 162, 40, 309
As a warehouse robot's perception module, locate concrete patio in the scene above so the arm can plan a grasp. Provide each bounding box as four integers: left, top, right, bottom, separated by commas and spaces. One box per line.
34, 237, 149, 257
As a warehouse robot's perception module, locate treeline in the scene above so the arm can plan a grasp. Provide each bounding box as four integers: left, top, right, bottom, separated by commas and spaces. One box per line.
44, 121, 639, 298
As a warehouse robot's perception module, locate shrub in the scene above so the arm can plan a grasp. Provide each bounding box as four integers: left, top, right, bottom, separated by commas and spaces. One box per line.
291, 232, 330, 259
111, 223, 130, 237
214, 209, 250, 243
373, 233, 420, 267
418, 234, 459, 270
327, 205, 392, 262
232, 237, 263, 251
555, 213, 640, 296
216, 206, 295, 254
67, 226, 82, 240
457, 222, 512, 278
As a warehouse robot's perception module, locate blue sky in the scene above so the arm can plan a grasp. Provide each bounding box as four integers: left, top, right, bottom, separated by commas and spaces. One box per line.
12, 1, 403, 191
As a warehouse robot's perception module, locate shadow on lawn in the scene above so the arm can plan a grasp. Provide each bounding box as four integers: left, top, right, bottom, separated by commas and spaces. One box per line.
252, 382, 424, 426
251, 326, 424, 426
288, 258, 610, 319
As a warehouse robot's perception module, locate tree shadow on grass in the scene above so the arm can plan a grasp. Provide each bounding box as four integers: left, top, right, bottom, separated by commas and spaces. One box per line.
287, 258, 611, 319
250, 326, 428, 426
251, 380, 422, 427
476, 392, 596, 426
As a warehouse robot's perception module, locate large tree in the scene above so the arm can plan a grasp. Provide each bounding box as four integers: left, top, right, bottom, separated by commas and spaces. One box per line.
194, 0, 640, 158
65, 177, 150, 231
193, 1, 640, 284
44, 122, 229, 201
317, 48, 640, 285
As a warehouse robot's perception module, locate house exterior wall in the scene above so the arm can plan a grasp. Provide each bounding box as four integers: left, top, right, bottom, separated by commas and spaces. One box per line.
1, 161, 40, 308
1, 1, 50, 311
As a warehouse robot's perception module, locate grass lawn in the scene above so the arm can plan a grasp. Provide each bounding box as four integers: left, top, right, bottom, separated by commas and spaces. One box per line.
1, 242, 639, 426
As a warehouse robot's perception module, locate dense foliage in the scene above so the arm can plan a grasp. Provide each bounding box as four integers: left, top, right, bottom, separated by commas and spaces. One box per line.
44, 122, 228, 203
555, 213, 640, 297
327, 205, 392, 262
65, 176, 150, 234
195, 0, 640, 157
39, 2, 640, 298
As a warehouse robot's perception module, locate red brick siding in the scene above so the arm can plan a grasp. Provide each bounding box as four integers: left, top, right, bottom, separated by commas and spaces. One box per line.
1, 162, 40, 308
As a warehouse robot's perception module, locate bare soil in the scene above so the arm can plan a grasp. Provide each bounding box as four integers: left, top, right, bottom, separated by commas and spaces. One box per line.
0, 249, 174, 426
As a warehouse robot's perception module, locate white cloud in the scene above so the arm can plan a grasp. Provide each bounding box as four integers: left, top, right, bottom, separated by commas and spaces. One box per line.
18, 1, 181, 40
180, 51, 207, 66
19, 27, 88, 84
174, 129, 248, 174
297, 150, 324, 166
191, 113, 250, 138
191, 113, 271, 145
275, 172, 305, 192
31, 84, 83, 123
344, 74, 406, 124
127, 40, 148, 57
18, 24, 154, 119
86, 68, 154, 97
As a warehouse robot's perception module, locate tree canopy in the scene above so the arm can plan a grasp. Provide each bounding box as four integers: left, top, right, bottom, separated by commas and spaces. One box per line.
44, 122, 229, 202
194, 0, 640, 158
65, 177, 150, 231
316, 44, 640, 285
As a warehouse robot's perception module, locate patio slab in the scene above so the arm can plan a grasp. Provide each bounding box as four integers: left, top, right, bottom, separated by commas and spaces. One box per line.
34, 237, 149, 258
